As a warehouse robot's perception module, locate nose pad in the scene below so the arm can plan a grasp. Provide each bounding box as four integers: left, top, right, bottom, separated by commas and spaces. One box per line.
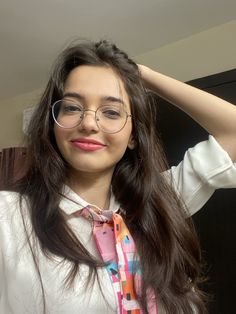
78, 110, 99, 132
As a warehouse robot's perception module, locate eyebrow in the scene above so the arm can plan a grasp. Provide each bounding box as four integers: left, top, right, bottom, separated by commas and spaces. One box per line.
63, 92, 125, 105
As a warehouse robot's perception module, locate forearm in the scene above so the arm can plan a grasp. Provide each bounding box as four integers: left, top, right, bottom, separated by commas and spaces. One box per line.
140, 65, 236, 160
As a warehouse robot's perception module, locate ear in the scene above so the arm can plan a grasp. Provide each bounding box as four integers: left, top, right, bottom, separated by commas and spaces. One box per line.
128, 136, 136, 150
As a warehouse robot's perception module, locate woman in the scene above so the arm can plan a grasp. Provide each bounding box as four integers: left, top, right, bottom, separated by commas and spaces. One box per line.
0, 40, 235, 314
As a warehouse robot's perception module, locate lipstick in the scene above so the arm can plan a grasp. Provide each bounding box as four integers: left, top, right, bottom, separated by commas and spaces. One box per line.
70, 138, 106, 152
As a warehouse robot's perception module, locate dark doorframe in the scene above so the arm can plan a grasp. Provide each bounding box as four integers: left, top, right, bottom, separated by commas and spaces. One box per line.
157, 69, 236, 314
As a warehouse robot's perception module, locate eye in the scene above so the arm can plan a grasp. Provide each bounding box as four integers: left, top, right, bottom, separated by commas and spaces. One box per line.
61, 102, 83, 114
99, 106, 122, 119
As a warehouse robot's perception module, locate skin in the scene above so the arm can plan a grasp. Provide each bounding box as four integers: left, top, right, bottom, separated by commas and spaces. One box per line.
139, 64, 236, 162
54, 65, 134, 208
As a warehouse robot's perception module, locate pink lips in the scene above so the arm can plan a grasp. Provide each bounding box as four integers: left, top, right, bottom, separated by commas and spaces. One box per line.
70, 138, 106, 152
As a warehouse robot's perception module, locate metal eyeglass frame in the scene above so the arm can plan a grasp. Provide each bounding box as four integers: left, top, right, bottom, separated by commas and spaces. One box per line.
51, 99, 132, 134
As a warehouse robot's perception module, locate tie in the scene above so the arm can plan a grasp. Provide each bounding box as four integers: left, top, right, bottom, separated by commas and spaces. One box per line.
73, 206, 158, 314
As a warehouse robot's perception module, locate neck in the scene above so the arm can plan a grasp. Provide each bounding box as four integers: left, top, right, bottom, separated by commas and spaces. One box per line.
67, 169, 113, 210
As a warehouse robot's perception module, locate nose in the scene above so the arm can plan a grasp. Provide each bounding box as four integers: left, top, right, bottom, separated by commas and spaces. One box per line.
78, 109, 99, 132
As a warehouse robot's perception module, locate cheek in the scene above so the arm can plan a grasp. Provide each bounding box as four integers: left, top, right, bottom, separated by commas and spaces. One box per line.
108, 127, 132, 154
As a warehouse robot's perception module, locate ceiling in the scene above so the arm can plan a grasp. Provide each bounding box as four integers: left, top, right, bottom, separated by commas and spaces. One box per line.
0, 0, 236, 101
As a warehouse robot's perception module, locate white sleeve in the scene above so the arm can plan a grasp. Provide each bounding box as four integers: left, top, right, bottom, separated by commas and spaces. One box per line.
165, 135, 236, 216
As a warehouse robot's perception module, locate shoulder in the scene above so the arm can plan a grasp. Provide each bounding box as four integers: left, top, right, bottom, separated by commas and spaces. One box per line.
0, 191, 30, 231
0, 191, 22, 218
0, 190, 21, 202
0, 191, 33, 259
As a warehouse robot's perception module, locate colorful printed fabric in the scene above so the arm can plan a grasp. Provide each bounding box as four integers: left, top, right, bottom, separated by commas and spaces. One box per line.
74, 206, 158, 314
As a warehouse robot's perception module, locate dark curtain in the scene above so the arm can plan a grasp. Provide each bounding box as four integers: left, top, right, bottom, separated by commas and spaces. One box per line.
0, 147, 27, 190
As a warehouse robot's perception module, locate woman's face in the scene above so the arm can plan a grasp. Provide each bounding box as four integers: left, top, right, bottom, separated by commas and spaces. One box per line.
54, 65, 134, 178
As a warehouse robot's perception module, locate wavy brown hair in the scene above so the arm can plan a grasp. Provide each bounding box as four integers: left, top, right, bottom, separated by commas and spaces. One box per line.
13, 40, 207, 313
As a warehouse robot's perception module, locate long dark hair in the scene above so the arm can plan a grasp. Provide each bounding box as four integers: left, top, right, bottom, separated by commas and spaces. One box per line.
13, 40, 207, 313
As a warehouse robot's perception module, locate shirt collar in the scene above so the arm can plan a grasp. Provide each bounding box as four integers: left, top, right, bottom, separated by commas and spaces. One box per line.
59, 185, 120, 215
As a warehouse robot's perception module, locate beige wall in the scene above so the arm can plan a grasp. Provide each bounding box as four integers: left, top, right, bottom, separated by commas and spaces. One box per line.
135, 20, 236, 81
0, 20, 235, 150
0, 89, 41, 149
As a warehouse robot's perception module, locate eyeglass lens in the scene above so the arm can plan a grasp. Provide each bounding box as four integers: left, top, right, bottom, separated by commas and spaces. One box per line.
52, 100, 129, 133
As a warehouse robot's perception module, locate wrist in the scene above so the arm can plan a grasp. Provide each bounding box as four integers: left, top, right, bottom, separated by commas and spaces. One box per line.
138, 64, 155, 86
138, 64, 151, 78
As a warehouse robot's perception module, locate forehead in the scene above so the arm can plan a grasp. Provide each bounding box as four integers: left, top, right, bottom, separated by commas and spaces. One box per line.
64, 65, 130, 105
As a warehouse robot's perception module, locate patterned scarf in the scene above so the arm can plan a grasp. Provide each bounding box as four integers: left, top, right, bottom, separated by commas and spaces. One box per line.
73, 206, 158, 314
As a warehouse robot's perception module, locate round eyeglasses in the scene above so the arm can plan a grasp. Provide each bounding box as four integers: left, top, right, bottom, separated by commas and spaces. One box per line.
51, 99, 132, 134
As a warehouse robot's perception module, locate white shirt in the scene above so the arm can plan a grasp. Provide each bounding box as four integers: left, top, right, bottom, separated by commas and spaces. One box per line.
0, 136, 236, 314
